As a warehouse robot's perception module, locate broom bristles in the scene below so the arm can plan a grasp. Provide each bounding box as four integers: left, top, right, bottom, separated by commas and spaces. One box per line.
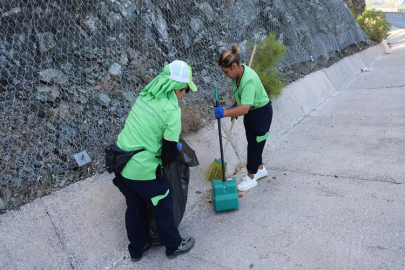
204, 160, 227, 182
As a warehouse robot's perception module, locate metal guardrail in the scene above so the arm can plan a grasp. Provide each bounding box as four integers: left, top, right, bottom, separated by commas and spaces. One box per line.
385, 12, 405, 16
376, 8, 405, 12
371, 7, 405, 15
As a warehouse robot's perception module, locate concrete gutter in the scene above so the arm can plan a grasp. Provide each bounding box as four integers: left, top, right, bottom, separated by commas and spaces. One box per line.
0, 32, 398, 269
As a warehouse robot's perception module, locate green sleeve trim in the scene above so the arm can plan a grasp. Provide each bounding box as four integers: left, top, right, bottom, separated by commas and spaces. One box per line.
256, 132, 269, 143
151, 189, 170, 206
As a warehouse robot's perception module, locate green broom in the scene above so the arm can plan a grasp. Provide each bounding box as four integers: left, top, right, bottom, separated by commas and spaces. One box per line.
205, 45, 257, 182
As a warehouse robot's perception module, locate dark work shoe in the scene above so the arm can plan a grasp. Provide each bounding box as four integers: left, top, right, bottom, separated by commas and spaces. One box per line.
131, 242, 152, 262
166, 237, 195, 259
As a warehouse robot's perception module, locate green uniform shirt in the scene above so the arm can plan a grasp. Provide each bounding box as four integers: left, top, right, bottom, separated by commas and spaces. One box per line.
116, 96, 181, 180
232, 65, 269, 108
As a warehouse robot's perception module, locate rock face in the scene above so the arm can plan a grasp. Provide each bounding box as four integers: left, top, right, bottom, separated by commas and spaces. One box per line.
0, 0, 367, 212
345, 0, 366, 15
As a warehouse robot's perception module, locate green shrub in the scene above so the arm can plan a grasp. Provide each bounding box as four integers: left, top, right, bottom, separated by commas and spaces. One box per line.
248, 33, 287, 98
350, 7, 357, 18
356, 9, 391, 42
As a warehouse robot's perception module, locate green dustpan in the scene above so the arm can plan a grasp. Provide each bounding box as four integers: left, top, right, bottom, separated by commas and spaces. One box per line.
211, 86, 239, 212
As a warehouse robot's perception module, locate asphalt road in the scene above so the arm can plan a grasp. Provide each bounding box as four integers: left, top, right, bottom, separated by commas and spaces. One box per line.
386, 14, 405, 28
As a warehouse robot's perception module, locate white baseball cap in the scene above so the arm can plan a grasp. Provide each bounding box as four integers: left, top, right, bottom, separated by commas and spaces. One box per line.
163, 60, 197, 92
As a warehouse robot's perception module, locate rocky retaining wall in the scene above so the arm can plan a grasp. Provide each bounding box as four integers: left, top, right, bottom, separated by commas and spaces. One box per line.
0, 0, 367, 212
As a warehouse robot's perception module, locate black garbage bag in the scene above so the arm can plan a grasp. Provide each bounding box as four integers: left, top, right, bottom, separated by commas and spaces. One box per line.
146, 137, 199, 245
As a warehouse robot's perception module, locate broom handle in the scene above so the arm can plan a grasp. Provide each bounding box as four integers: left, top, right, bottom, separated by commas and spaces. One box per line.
223, 118, 235, 153
249, 45, 257, 67
215, 87, 226, 183
217, 111, 226, 183
223, 44, 257, 154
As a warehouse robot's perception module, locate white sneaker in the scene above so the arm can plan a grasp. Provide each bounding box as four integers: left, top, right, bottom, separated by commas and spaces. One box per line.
237, 175, 257, 191
254, 166, 268, 180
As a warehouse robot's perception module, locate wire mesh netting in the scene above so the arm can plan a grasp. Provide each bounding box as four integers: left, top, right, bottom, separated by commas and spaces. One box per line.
0, 0, 366, 210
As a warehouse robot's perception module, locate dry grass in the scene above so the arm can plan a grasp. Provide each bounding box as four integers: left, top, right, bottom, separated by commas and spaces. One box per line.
181, 106, 203, 134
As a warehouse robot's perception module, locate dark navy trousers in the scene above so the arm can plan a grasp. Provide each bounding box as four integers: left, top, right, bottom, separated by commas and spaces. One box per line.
115, 172, 182, 257
243, 101, 273, 174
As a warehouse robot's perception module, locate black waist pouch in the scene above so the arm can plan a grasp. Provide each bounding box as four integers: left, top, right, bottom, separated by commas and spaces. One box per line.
105, 144, 145, 174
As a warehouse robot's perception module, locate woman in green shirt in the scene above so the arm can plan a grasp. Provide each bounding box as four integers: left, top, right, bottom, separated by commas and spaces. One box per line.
115, 60, 196, 261
214, 44, 273, 192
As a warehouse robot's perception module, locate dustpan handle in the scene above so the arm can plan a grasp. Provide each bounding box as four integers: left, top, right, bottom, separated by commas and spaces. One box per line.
215, 86, 226, 183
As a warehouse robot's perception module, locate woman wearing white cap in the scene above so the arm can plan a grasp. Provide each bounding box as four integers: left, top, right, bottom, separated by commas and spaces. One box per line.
114, 60, 197, 261
214, 44, 273, 192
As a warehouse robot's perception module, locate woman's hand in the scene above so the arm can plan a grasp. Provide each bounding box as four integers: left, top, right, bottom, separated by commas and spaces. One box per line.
225, 104, 250, 118
214, 104, 250, 119
177, 142, 182, 152
214, 106, 225, 119
230, 104, 238, 121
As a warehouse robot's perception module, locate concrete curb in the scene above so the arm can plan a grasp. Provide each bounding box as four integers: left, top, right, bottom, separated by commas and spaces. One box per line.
359, 42, 388, 66
0, 41, 389, 270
